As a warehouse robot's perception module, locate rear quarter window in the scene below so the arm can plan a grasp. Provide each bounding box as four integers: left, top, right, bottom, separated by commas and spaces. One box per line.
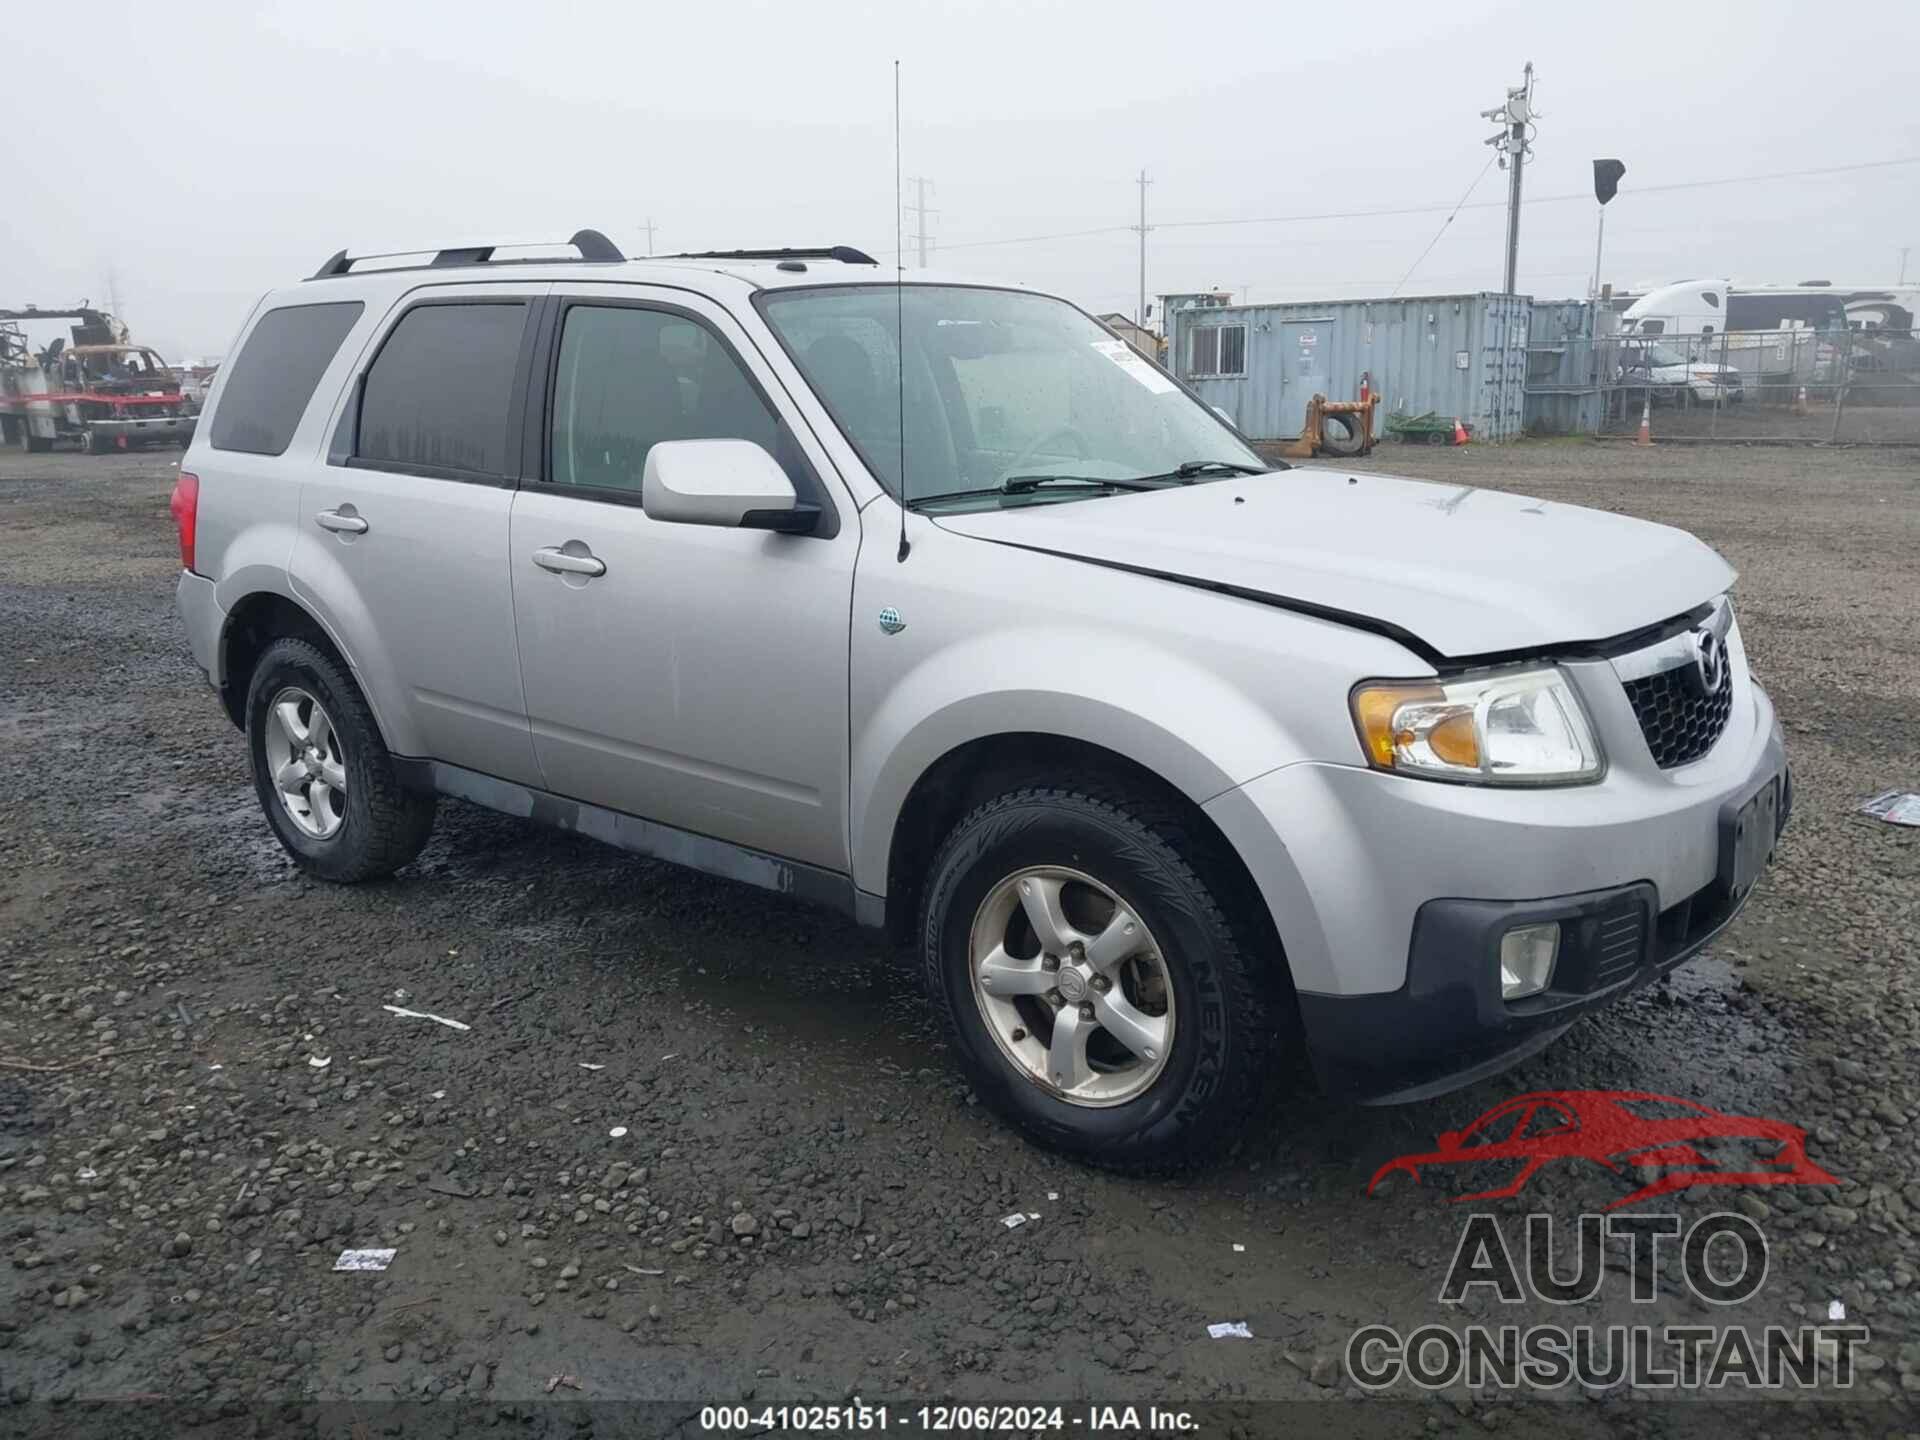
209, 301, 365, 456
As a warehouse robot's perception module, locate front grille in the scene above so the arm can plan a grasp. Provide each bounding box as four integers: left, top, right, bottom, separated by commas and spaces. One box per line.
1623, 659, 1734, 768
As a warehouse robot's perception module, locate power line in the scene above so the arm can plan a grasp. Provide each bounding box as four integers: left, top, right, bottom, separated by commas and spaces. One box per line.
1390, 155, 1498, 298
898, 154, 1920, 257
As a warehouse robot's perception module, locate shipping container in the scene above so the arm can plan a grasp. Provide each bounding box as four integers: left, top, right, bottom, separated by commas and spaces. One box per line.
1523, 299, 1620, 436
1165, 292, 1533, 443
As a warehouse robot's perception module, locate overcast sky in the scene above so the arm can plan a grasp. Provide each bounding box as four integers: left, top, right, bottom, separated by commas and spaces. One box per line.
6, 0, 1915, 360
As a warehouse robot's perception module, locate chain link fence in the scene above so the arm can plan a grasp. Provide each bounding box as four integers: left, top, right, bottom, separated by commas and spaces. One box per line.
1528, 326, 1920, 444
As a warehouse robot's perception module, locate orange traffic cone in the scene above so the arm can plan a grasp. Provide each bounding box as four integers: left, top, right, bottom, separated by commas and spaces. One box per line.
1452, 418, 1469, 446
1792, 385, 1809, 415
1634, 393, 1653, 446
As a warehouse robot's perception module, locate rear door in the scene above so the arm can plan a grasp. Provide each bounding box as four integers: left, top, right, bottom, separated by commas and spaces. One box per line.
507, 285, 858, 870
289, 283, 548, 783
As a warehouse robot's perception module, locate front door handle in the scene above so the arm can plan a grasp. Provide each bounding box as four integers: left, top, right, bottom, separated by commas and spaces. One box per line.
315, 507, 368, 535
532, 545, 607, 578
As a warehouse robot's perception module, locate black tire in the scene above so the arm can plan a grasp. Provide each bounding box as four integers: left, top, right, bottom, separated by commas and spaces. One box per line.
25, 432, 52, 454
245, 637, 434, 882
1319, 410, 1365, 456
79, 428, 98, 455
921, 785, 1285, 1168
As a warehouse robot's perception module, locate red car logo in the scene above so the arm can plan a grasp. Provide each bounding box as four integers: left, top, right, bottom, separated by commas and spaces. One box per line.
1367, 1089, 1837, 1211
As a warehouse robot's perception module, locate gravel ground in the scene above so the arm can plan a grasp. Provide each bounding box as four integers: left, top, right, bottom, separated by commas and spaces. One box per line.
1, 440, 1916, 1438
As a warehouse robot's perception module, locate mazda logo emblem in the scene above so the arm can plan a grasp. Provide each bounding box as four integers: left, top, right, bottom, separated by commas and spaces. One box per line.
1691, 627, 1724, 695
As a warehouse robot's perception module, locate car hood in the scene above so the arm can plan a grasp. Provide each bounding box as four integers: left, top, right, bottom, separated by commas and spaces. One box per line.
931, 466, 1734, 660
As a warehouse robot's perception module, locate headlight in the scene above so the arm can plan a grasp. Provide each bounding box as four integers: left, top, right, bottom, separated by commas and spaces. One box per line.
1351, 666, 1604, 785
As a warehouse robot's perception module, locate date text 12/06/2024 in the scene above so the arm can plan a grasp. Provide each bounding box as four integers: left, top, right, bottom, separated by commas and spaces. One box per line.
700, 1404, 1200, 1432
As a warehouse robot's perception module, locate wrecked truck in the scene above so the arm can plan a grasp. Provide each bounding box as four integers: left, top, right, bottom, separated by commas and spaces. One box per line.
1, 307, 197, 454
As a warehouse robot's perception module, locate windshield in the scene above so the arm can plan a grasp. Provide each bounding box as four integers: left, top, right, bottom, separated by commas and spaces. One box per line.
758, 285, 1265, 507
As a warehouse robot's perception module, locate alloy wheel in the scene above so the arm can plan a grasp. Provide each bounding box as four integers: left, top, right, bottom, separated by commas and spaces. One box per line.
262, 686, 347, 839
967, 865, 1175, 1107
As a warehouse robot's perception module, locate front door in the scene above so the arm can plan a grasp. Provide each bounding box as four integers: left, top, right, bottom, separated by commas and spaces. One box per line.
1281, 321, 1331, 435
507, 288, 858, 871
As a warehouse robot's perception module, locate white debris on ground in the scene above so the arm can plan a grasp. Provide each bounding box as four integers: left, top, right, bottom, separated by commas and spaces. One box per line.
332, 1248, 398, 1272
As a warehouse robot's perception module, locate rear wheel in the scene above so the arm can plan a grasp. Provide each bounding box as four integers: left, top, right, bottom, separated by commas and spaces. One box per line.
921, 785, 1284, 1167
245, 637, 434, 881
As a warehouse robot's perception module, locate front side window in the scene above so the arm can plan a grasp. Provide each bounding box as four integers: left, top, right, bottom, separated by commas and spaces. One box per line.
357, 302, 527, 477
758, 286, 1262, 507
547, 305, 779, 494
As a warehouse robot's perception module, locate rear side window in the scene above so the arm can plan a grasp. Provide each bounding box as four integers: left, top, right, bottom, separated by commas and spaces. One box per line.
209, 301, 363, 456
357, 302, 528, 477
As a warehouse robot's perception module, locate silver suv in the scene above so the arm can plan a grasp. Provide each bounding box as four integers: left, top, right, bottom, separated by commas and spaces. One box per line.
172, 230, 1788, 1164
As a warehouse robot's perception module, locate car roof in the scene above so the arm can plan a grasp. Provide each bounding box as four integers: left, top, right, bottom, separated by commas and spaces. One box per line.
275, 255, 1049, 310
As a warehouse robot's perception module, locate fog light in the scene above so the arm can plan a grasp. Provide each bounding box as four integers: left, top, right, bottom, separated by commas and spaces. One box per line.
1500, 923, 1560, 999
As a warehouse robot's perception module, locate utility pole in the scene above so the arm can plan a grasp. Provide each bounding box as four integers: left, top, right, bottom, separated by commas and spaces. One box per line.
1482, 63, 1536, 294
1133, 169, 1153, 331
905, 178, 936, 267
638, 219, 657, 256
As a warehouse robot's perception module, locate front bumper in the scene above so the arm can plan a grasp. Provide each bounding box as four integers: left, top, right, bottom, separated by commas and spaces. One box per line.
1300, 763, 1788, 1103
88, 415, 196, 447
1205, 673, 1788, 1103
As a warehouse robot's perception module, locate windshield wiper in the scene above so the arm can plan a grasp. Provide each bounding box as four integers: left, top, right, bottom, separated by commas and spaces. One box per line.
1163, 459, 1273, 479
910, 474, 1167, 508
999, 473, 1168, 494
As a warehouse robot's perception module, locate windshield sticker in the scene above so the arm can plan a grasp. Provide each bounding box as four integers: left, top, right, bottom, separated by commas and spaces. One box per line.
1091, 339, 1177, 395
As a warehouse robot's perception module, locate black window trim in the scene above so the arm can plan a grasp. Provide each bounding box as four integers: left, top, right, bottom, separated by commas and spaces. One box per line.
524, 294, 840, 538
210, 299, 367, 458
335, 294, 541, 489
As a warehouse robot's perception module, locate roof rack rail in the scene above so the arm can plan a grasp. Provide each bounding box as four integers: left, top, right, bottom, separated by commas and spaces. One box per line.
671, 246, 879, 267
308, 229, 625, 280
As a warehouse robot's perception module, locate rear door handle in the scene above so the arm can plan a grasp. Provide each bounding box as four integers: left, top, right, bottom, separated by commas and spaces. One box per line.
315, 508, 368, 534
532, 545, 607, 578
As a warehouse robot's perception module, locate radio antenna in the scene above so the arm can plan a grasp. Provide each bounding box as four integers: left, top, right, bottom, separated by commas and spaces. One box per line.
893, 59, 911, 563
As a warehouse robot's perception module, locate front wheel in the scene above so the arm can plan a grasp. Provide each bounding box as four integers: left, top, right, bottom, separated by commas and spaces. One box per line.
921, 786, 1284, 1168
245, 637, 435, 882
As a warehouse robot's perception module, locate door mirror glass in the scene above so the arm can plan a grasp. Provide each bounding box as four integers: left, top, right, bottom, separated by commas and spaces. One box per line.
642, 438, 814, 533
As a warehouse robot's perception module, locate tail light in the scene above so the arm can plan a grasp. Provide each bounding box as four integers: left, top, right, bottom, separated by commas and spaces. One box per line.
169, 470, 200, 573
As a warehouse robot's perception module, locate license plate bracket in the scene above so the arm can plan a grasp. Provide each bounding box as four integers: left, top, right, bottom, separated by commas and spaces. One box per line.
1716, 773, 1781, 899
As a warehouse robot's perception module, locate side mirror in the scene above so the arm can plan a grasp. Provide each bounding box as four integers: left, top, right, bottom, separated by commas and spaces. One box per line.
641, 439, 819, 534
